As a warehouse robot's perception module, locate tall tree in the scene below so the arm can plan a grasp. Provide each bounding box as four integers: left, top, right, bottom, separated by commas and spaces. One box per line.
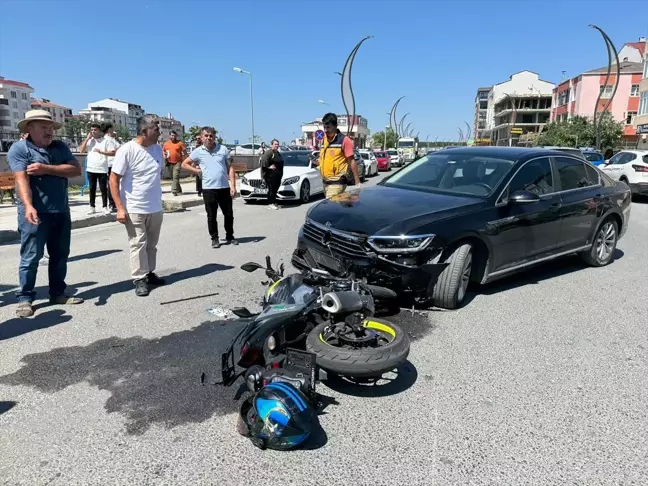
114, 124, 132, 143
537, 113, 623, 150
64, 115, 91, 143
371, 128, 398, 149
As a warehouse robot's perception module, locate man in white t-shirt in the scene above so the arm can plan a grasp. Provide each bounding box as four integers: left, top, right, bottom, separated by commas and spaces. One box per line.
109, 116, 165, 297
101, 123, 121, 212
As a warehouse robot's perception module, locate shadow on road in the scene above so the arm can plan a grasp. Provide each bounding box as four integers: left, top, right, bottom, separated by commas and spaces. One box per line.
0, 309, 73, 341
0, 318, 249, 435
77, 263, 233, 306
323, 360, 418, 398
0, 401, 17, 415
229, 236, 266, 244
68, 249, 122, 262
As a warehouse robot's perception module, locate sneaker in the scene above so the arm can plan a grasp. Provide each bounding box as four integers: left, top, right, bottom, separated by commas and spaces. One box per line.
268, 204, 279, 210
103, 207, 111, 215
87, 207, 96, 215
49, 295, 84, 305
16, 302, 34, 318
135, 279, 149, 297
110, 207, 117, 213
172, 192, 178, 197
39, 254, 49, 266
211, 239, 220, 249
146, 272, 166, 286
227, 238, 239, 246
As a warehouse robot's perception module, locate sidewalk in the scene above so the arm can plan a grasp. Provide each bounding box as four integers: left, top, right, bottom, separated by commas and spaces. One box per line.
0, 178, 241, 245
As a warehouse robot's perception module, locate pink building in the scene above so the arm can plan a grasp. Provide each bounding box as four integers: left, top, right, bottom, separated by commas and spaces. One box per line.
551, 61, 644, 147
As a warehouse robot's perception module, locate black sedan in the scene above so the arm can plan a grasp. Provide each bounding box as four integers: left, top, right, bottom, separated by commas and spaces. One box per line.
291, 147, 632, 309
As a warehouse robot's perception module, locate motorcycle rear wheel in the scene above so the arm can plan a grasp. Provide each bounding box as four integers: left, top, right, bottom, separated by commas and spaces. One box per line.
305, 318, 410, 378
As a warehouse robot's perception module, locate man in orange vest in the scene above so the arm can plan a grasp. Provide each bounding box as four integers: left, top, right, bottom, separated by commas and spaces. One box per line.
317, 113, 360, 198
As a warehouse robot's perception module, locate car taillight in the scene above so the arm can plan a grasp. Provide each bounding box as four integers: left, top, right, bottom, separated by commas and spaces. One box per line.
632, 164, 648, 172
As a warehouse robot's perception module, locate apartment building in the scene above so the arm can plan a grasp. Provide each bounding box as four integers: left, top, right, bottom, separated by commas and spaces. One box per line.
86, 98, 145, 137
78, 105, 129, 128
31, 98, 72, 135
0, 76, 35, 142
551, 61, 644, 147
483, 71, 555, 146
634, 39, 648, 150
474, 87, 490, 144
147, 113, 184, 141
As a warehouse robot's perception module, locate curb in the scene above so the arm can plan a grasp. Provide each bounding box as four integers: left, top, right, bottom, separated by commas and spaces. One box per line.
0, 198, 206, 245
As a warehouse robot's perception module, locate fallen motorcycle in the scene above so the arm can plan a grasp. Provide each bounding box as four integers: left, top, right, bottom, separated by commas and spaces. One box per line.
220, 256, 410, 393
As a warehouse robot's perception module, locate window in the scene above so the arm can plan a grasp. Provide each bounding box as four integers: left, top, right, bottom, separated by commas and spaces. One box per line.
21, 93, 27, 100
639, 92, 648, 115
10, 91, 17, 98
644, 60, 648, 78
554, 157, 594, 190
11, 101, 17, 109
12, 112, 19, 119
508, 157, 554, 196
626, 111, 637, 125
599, 85, 614, 98
630, 85, 640, 97
0, 99, 7, 105
584, 164, 601, 185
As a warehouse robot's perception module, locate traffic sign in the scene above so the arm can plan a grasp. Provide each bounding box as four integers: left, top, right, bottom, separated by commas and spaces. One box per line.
234, 139, 239, 145
315, 130, 325, 141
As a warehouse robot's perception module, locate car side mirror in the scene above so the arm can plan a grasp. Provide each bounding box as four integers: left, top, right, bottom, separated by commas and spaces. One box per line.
509, 190, 540, 204
240, 262, 264, 272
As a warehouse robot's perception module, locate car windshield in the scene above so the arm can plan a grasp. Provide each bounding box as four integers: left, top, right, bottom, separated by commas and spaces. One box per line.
583, 152, 603, 161
375, 152, 386, 158
282, 153, 310, 167
383, 152, 516, 197
360, 153, 370, 160
387, 150, 398, 156
398, 141, 414, 148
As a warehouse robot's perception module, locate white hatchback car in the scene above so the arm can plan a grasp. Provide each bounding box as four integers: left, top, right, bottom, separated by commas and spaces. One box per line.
239, 151, 325, 204
358, 150, 378, 176
599, 150, 648, 197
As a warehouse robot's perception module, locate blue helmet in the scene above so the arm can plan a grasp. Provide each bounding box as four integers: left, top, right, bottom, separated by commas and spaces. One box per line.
237, 381, 318, 450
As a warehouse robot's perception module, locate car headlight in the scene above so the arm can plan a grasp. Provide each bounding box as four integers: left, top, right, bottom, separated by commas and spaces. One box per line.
241, 176, 249, 185
367, 235, 435, 254
282, 176, 300, 185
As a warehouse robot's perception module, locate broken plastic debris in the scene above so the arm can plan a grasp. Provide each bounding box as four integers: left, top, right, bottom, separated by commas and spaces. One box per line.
206, 307, 233, 318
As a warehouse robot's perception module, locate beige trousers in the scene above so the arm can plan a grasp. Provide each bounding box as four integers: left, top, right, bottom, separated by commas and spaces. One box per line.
124, 212, 163, 281
324, 184, 346, 199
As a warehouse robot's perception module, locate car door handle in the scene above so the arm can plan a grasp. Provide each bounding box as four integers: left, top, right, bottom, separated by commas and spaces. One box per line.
550, 202, 562, 211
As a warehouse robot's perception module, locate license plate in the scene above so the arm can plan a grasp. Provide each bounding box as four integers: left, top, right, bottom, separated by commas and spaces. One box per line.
309, 248, 342, 272
254, 188, 268, 194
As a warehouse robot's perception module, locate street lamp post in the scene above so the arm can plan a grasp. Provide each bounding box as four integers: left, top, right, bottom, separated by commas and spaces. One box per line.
233, 67, 255, 152
384, 125, 389, 150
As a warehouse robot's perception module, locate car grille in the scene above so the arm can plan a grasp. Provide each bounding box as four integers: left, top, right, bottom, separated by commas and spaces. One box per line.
246, 179, 264, 188
302, 220, 368, 258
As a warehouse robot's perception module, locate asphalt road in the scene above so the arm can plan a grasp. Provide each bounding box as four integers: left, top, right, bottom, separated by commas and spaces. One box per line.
1, 173, 646, 485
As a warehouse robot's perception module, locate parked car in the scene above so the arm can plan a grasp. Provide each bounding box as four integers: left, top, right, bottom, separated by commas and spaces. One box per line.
387, 149, 402, 167
582, 150, 605, 165
230, 143, 263, 155
292, 147, 631, 309
599, 150, 648, 197
240, 151, 325, 204
373, 151, 391, 171
358, 150, 378, 176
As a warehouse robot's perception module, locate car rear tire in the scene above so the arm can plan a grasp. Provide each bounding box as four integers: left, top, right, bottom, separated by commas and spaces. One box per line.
300, 180, 310, 204
431, 243, 473, 310
580, 218, 618, 267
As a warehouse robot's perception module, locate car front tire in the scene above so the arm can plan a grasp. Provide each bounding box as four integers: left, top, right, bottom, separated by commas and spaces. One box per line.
581, 218, 618, 267
300, 180, 311, 203
431, 243, 473, 310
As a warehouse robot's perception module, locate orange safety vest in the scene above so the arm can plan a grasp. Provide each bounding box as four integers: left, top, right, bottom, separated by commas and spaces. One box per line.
320, 131, 350, 182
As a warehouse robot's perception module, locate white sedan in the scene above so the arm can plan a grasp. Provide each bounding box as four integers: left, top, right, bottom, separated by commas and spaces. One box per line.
599, 150, 648, 197
358, 150, 379, 176
239, 151, 325, 204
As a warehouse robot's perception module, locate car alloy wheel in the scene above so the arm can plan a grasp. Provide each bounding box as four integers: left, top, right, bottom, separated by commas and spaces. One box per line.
300, 180, 310, 203
595, 221, 616, 263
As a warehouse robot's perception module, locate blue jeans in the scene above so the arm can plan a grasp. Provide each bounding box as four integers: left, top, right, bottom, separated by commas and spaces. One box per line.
17, 210, 71, 303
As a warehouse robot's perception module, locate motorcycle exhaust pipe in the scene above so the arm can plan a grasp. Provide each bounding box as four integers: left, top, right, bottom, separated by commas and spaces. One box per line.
321, 291, 364, 314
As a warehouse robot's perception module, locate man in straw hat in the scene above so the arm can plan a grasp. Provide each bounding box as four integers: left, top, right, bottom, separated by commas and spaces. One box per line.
7, 109, 84, 318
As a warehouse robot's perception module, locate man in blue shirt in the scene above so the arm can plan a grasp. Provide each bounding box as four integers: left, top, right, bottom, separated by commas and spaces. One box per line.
182, 127, 237, 248
7, 110, 84, 317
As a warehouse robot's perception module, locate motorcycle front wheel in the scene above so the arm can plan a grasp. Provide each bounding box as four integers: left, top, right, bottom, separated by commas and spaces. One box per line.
305, 318, 410, 378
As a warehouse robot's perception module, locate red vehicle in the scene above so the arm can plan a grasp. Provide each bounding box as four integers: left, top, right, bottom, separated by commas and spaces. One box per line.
373, 151, 391, 171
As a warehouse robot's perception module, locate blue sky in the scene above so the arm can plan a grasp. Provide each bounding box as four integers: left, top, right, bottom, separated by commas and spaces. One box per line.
1, 0, 646, 143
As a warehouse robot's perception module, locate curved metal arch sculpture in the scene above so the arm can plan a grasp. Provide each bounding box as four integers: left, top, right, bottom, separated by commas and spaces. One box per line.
340, 36, 373, 137
389, 96, 405, 134
589, 25, 620, 150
